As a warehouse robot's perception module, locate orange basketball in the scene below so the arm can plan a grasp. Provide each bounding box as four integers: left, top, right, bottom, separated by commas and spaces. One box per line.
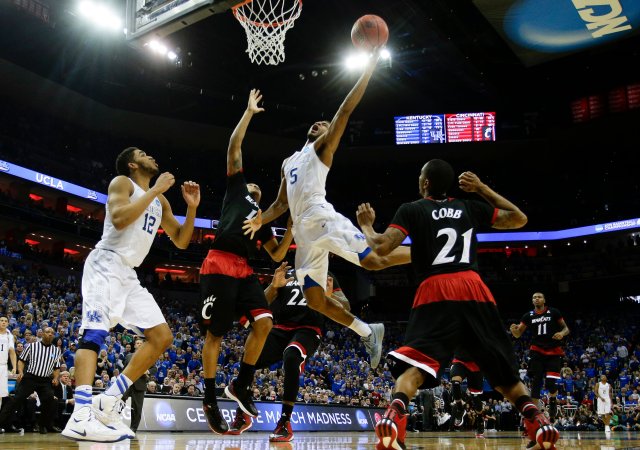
351, 14, 389, 51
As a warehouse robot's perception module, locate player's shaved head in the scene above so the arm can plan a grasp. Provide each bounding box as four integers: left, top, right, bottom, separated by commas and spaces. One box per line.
421, 159, 454, 199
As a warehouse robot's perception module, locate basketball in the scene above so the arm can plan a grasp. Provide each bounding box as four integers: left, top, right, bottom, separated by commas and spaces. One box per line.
351, 15, 389, 51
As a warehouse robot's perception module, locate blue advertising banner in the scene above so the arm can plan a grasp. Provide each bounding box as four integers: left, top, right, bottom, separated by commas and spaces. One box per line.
3, 157, 640, 243
125, 396, 383, 432
473, 0, 640, 66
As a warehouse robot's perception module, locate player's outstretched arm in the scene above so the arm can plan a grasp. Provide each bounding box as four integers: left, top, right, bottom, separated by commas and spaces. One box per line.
109, 173, 175, 230
356, 202, 406, 257
264, 261, 294, 304
227, 89, 265, 176
263, 216, 295, 262
160, 181, 201, 249
243, 167, 289, 239
459, 171, 527, 230
315, 49, 380, 166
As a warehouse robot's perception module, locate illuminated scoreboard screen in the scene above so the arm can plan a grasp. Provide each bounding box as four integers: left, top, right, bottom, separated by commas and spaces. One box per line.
395, 112, 496, 144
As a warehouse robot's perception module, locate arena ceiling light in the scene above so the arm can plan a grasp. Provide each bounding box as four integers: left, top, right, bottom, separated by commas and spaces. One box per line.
77, 0, 122, 32
344, 49, 392, 71
146, 40, 180, 63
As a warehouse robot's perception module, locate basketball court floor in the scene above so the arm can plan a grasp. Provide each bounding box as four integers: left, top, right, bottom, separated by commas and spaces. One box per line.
1, 431, 639, 449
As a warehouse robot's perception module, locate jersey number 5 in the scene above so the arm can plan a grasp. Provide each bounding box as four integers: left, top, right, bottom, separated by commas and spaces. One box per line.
433, 228, 473, 265
286, 288, 307, 306
289, 168, 298, 184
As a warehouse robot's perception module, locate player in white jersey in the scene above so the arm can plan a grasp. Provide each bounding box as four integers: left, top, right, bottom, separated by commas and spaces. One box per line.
0, 316, 17, 412
62, 147, 200, 442
597, 374, 613, 433
243, 50, 409, 369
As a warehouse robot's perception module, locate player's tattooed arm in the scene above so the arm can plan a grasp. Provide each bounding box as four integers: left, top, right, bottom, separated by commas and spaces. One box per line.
227, 89, 264, 175
356, 202, 406, 257
459, 171, 527, 230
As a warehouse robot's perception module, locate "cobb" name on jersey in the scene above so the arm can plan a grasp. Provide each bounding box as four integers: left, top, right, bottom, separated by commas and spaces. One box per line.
432, 208, 463, 220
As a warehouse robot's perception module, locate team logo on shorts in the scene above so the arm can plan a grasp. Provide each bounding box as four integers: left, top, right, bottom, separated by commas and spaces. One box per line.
354, 233, 366, 241
201, 295, 216, 320
86, 310, 102, 323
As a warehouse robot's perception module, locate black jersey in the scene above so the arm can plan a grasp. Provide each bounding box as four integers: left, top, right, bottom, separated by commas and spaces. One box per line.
270, 270, 341, 332
390, 197, 496, 283
520, 307, 565, 353
211, 172, 274, 259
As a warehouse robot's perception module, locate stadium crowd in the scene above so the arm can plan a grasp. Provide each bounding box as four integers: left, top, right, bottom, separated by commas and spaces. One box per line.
1, 256, 640, 433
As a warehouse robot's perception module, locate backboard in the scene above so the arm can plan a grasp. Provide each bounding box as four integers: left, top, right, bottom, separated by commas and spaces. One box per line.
125, 0, 240, 41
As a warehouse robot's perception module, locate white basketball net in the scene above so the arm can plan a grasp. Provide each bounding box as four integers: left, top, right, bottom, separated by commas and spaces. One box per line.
232, 0, 302, 65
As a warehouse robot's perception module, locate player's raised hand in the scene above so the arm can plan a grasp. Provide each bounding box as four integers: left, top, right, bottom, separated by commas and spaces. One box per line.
356, 203, 376, 228
153, 172, 176, 194
181, 181, 201, 208
247, 89, 265, 115
458, 171, 484, 193
509, 323, 519, 335
243, 209, 263, 239
271, 261, 293, 288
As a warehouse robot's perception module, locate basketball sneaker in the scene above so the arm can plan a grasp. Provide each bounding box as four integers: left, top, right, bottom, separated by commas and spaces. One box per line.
524, 411, 560, 450
203, 402, 229, 434
225, 379, 258, 417
375, 399, 407, 450
269, 417, 294, 442
92, 394, 135, 438
62, 405, 131, 442
452, 403, 466, 428
226, 408, 252, 435
362, 323, 385, 369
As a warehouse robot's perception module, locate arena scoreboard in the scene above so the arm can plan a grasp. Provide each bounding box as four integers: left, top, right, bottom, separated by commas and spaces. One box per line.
395, 112, 496, 145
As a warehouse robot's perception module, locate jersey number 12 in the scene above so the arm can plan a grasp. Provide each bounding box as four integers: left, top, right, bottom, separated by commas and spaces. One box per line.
142, 213, 156, 234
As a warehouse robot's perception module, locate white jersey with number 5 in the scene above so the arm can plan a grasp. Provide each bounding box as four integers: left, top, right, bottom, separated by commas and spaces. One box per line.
96, 178, 163, 267
283, 141, 329, 222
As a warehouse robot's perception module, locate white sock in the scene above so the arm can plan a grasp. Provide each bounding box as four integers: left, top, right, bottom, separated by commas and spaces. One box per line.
349, 318, 371, 337
104, 373, 133, 398
74, 385, 93, 412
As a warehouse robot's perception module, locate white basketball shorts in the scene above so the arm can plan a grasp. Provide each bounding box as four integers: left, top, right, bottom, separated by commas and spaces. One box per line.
0, 365, 8, 397
293, 203, 370, 289
597, 398, 612, 415
80, 248, 165, 336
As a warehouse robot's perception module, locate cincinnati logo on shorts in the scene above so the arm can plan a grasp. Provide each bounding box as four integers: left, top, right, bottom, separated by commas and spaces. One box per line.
201, 295, 216, 321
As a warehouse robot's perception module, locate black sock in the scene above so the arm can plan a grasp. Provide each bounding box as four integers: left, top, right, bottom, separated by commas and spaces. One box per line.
515, 395, 539, 420
281, 403, 294, 420
236, 362, 256, 391
391, 392, 410, 413
204, 378, 217, 404
452, 381, 462, 401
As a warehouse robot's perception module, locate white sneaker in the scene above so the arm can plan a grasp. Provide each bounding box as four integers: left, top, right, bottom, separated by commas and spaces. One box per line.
362, 323, 385, 369
93, 394, 135, 438
62, 405, 131, 442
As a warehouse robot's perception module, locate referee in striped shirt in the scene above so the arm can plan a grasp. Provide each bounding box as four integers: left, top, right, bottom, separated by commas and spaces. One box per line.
0, 327, 61, 433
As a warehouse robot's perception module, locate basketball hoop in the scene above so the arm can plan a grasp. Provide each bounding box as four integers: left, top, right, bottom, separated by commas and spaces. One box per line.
232, 0, 302, 65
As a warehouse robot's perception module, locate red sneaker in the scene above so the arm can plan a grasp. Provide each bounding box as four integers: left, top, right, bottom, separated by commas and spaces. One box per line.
524, 412, 560, 450
375, 400, 407, 450
225, 408, 252, 435
269, 418, 294, 442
